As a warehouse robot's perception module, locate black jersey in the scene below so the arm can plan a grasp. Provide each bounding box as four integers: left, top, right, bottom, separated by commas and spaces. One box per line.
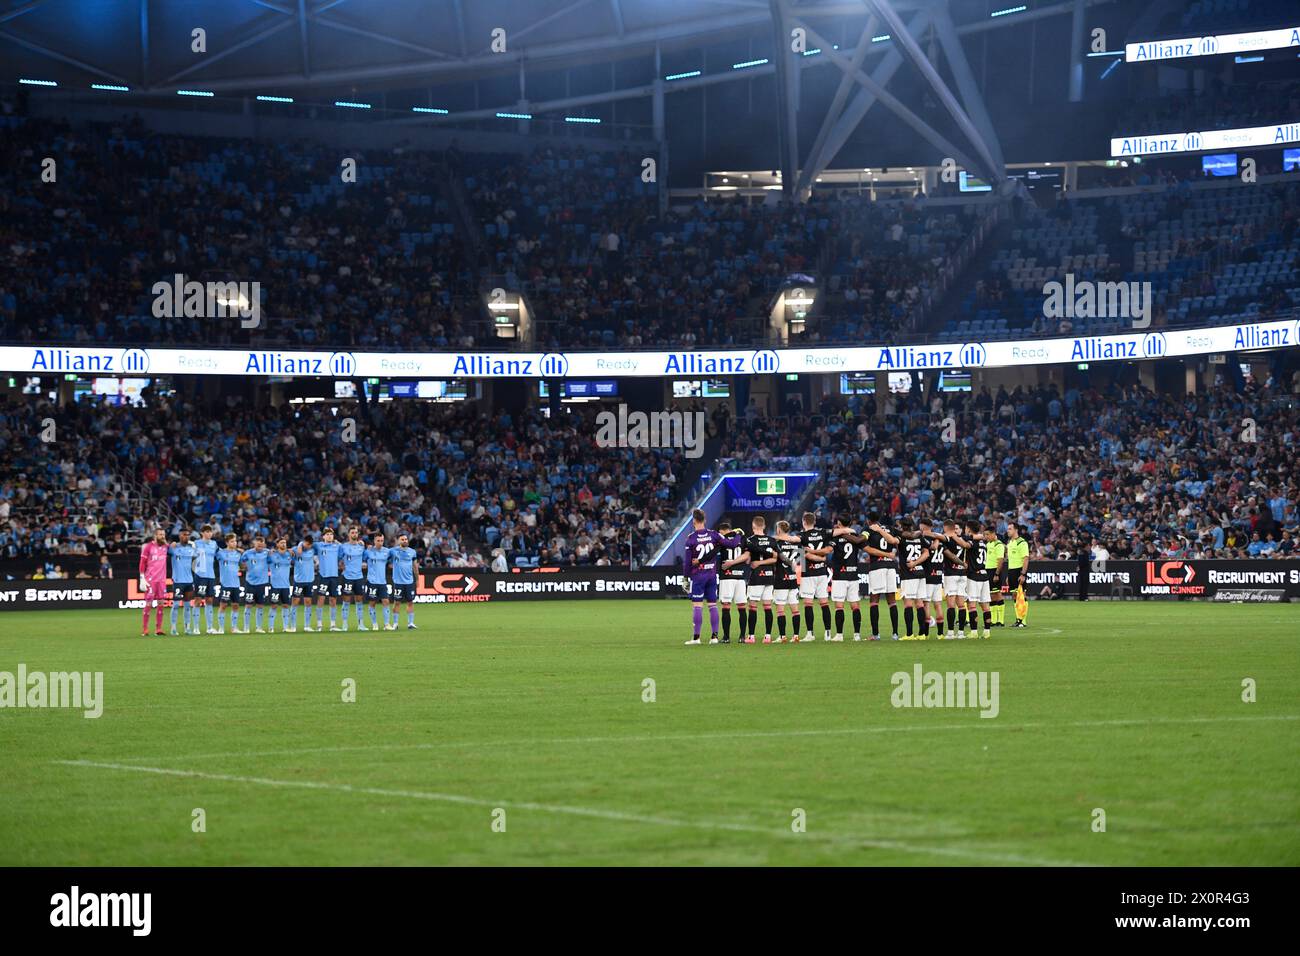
965, 537, 990, 581
828, 534, 859, 576
798, 527, 831, 576
942, 532, 967, 573
901, 535, 929, 579
720, 536, 749, 580
746, 534, 778, 583
775, 539, 801, 588
925, 534, 945, 582
865, 526, 897, 571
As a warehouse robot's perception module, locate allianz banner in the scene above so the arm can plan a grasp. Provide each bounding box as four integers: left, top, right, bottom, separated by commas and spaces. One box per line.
1022, 560, 1299, 600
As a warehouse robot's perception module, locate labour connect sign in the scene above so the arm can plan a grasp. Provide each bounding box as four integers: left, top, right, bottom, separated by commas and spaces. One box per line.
0, 318, 1296, 381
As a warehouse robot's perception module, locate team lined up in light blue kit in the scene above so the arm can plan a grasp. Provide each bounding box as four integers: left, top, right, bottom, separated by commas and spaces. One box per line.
158, 524, 420, 636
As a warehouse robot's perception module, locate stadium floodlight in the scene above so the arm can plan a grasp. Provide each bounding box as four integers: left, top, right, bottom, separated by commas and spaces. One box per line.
412, 107, 449, 114
564, 116, 601, 124
177, 90, 215, 97
990, 5, 1028, 16
664, 70, 701, 81
91, 84, 130, 92
495, 111, 532, 120
19, 78, 57, 87
731, 58, 769, 70
256, 95, 294, 103
334, 100, 371, 109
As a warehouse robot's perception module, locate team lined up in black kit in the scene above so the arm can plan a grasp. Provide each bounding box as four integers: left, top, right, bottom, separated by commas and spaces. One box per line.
683, 509, 1028, 645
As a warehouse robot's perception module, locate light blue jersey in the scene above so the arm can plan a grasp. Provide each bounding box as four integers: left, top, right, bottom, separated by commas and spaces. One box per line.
268, 551, 293, 589
243, 548, 271, 586
364, 546, 391, 585
193, 538, 217, 577
314, 540, 341, 578
217, 548, 242, 588
389, 546, 418, 585
293, 547, 316, 584
169, 543, 196, 584
340, 541, 365, 580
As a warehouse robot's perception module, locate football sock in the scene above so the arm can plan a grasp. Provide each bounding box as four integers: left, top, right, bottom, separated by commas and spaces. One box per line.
919, 611, 929, 636
764, 609, 773, 635
821, 604, 832, 632
835, 608, 844, 634
851, 607, 862, 634
692, 605, 702, 637
170, 605, 179, 631
984, 610, 992, 632
904, 606, 914, 636
777, 615, 786, 638
804, 604, 814, 634
889, 604, 898, 634
747, 609, 758, 635
947, 607, 956, 631
869, 604, 879, 635
708, 604, 718, 635
205, 604, 214, 630
721, 608, 731, 639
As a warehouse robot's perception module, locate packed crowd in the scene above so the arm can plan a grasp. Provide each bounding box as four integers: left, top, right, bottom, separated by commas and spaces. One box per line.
719, 376, 1300, 563
0, 391, 691, 572
0, 112, 476, 350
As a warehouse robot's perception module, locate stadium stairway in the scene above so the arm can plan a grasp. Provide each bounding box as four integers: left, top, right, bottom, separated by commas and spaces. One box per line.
919, 215, 1015, 340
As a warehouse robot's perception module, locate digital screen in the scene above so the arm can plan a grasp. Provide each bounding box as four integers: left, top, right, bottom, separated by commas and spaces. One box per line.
673, 379, 729, 398
1202, 153, 1237, 177
539, 380, 619, 399
959, 171, 992, 193
1284, 148, 1300, 172
755, 477, 786, 495
839, 372, 875, 395
937, 370, 972, 392
334, 381, 357, 399
73, 377, 152, 406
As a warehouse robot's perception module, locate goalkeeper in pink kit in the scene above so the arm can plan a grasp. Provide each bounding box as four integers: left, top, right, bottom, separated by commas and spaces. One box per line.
139, 527, 170, 636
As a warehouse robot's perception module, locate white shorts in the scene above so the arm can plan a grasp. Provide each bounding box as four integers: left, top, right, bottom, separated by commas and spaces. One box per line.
798, 574, 829, 601
719, 578, 746, 604
746, 584, 774, 603
901, 577, 927, 600
965, 579, 991, 604
926, 581, 944, 603
831, 578, 860, 603
773, 587, 792, 605
868, 567, 899, 596
943, 575, 967, 599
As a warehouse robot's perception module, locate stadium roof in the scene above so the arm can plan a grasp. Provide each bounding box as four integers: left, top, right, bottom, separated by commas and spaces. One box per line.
2, 0, 1100, 94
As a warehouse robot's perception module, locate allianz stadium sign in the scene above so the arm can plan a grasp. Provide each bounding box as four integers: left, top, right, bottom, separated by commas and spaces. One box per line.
1, 318, 1296, 380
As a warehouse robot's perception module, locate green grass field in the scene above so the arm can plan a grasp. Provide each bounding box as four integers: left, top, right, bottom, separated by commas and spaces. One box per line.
1, 600, 1297, 866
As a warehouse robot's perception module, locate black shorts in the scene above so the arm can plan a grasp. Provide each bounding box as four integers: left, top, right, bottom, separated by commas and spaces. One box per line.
270, 587, 292, 605
291, 583, 313, 600
244, 583, 270, 605
194, 577, 217, 599
171, 582, 195, 599
391, 582, 414, 602
363, 582, 390, 602
341, 578, 362, 597
1006, 567, 1023, 590
217, 585, 242, 604
315, 578, 340, 598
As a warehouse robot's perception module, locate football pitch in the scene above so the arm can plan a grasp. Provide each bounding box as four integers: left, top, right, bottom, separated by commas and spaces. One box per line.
1, 601, 1297, 867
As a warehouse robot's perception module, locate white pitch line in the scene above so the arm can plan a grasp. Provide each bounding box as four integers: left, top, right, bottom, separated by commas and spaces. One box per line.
53, 758, 1089, 867
107, 714, 1300, 764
